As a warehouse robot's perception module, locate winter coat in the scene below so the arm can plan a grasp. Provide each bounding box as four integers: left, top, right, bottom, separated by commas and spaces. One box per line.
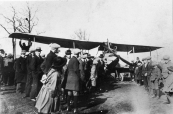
90, 64, 98, 87
162, 71, 173, 92
0, 55, 4, 75
40, 51, 57, 74
150, 67, 161, 89
14, 57, 27, 83
159, 61, 173, 79
65, 56, 80, 91
78, 58, 85, 82
35, 68, 61, 113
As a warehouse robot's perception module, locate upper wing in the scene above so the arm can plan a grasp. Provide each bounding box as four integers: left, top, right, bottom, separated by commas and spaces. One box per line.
9, 32, 162, 52
9, 32, 102, 50
99, 42, 162, 53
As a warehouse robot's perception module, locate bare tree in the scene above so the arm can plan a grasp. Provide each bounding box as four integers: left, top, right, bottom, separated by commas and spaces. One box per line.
0, 3, 42, 59
72, 29, 90, 41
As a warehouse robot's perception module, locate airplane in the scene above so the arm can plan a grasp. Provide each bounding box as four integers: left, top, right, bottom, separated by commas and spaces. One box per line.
9, 32, 162, 81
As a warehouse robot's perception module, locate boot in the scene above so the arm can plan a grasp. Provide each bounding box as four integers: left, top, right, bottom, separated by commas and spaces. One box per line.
156, 89, 160, 99
151, 89, 156, 98
163, 95, 170, 104
66, 95, 71, 111
73, 96, 78, 113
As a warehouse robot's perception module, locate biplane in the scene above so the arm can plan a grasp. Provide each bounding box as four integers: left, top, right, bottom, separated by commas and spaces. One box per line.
8, 32, 162, 81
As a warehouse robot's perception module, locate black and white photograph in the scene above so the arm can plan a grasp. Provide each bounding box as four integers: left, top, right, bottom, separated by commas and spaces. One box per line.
0, 0, 172, 114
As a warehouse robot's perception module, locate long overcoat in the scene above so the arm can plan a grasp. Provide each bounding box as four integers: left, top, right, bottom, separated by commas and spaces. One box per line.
14, 56, 27, 83
40, 51, 57, 74
162, 71, 173, 92
135, 66, 141, 80
150, 67, 161, 89
159, 61, 173, 80
78, 58, 85, 82
65, 56, 80, 91
90, 64, 98, 86
35, 68, 61, 113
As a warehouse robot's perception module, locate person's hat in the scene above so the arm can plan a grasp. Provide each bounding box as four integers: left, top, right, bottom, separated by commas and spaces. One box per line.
7, 53, 13, 58
99, 54, 104, 58
29, 48, 35, 53
35, 47, 42, 52
0, 49, 5, 54
21, 50, 26, 54
163, 55, 170, 61
81, 54, 87, 59
52, 57, 67, 68
151, 61, 158, 67
142, 57, 146, 61
167, 66, 173, 72
65, 49, 72, 55
146, 56, 151, 60
72, 49, 81, 55
87, 54, 94, 58
49, 43, 61, 50
41, 53, 45, 57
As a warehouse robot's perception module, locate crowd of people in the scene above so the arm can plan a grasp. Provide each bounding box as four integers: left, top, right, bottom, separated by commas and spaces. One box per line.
133, 55, 173, 104
0, 40, 173, 114
0, 41, 107, 114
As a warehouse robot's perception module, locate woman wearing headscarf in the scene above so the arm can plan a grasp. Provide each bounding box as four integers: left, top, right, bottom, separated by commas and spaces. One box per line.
35, 56, 67, 114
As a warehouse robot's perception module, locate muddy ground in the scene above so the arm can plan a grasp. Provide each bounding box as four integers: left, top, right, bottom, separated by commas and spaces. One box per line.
0, 81, 173, 114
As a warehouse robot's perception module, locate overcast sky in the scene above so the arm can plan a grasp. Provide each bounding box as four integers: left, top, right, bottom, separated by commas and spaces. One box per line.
0, 0, 172, 64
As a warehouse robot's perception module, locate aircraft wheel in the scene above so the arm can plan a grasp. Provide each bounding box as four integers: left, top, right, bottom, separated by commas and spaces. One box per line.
119, 73, 124, 81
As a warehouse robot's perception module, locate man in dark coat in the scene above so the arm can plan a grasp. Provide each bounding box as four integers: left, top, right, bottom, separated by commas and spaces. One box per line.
141, 57, 149, 91
65, 49, 81, 113
97, 54, 105, 91
40, 43, 61, 74
146, 56, 153, 94
23, 49, 35, 98
84, 54, 93, 83
30, 47, 44, 101
78, 54, 87, 93
0, 49, 4, 89
14, 50, 27, 94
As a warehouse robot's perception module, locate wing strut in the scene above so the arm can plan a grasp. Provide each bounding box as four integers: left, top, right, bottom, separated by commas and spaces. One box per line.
73, 41, 75, 49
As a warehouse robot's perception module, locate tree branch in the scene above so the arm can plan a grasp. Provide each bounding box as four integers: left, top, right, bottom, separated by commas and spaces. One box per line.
0, 24, 11, 34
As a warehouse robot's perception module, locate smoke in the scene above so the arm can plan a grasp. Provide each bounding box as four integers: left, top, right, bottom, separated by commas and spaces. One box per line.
129, 84, 173, 114
129, 85, 151, 114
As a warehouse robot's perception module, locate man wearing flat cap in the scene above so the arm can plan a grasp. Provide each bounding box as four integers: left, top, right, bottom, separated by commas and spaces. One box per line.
159, 55, 173, 83
30, 47, 44, 101
61, 49, 72, 102
97, 54, 105, 92
85, 53, 94, 83
78, 53, 87, 94
141, 57, 149, 91
0, 49, 4, 89
14, 50, 27, 94
23, 48, 35, 98
41, 43, 60, 74
161, 66, 173, 104
146, 56, 153, 94
150, 61, 161, 99
65, 49, 81, 113
158, 55, 173, 104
